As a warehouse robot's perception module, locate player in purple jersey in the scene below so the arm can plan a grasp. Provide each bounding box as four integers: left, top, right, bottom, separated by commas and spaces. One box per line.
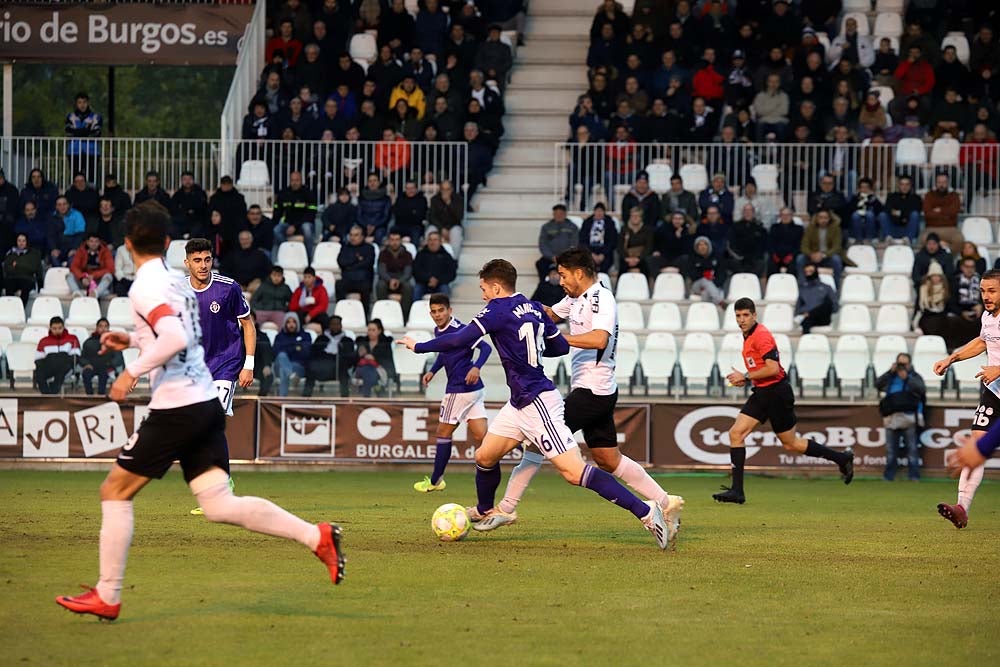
184, 238, 257, 515
413, 293, 493, 493
400, 259, 671, 549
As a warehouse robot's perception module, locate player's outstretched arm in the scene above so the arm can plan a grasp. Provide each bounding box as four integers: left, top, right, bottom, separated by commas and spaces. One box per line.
934, 337, 986, 375
543, 332, 570, 357
399, 323, 483, 354
564, 330, 610, 350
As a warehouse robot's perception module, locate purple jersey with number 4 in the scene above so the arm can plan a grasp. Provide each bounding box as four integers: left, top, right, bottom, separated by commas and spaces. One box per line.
471, 293, 560, 408
192, 272, 249, 382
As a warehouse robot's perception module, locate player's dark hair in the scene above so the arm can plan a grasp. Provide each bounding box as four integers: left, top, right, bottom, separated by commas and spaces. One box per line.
982, 269, 1000, 283
125, 201, 170, 257
555, 247, 597, 278
185, 238, 213, 256
429, 293, 451, 308
479, 258, 518, 292
733, 297, 756, 313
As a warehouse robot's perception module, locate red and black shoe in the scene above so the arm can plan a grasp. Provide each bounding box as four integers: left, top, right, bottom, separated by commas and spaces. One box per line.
56, 586, 121, 621
314, 522, 345, 585
937, 503, 968, 529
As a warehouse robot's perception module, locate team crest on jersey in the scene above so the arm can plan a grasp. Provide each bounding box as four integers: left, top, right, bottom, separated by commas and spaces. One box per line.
746, 356, 757, 368
210, 300, 221, 314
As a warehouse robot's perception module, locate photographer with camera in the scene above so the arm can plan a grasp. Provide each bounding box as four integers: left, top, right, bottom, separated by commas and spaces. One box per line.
875, 353, 926, 482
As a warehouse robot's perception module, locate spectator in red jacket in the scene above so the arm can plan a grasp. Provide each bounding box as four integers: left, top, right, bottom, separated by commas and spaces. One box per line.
894, 46, 935, 98
604, 124, 637, 199
34, 315, 80, 394
691, 48, 725, 108
961, 122, 1000, 204
289, 266, 330, 334
67, 233, 114, 297
266, 18, 303, 66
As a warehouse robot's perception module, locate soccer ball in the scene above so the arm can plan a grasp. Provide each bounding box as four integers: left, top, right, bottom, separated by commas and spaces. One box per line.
431, 503, 470, 542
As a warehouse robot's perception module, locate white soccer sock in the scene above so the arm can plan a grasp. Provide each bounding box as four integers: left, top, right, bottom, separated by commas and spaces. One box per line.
613, 455, 668, 507
957, 463, 986, 511
195, 482, 321, 551
96, 500, 134, 606
497, 450, 544, 514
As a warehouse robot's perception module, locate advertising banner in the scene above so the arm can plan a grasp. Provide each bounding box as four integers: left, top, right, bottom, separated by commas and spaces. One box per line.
0, 3, 254, 65
257, 400, 651, 464
649, 402, 996, 471
0, 396, 256, 460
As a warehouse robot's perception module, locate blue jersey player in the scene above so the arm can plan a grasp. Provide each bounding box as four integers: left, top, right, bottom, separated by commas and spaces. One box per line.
184, 238, 256, 515
413, 293, 493, 493
400, 259, 670, 549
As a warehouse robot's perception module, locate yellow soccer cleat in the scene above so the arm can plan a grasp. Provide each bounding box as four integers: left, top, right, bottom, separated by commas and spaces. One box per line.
413, 476, 447, 493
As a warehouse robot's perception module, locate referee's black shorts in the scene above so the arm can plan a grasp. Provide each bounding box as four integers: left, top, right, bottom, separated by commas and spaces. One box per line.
116, 399, 231, 483
739, 379, 797, 434
564, 388, 618, 448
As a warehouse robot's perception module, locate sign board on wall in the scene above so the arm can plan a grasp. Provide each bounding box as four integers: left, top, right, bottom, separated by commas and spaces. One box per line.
0, 3, 254, 65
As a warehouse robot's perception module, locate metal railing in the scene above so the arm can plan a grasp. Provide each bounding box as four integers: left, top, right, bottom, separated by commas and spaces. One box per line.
220, 0, 266, 159
554, 141, 1000, 221
0, 136, 469, 209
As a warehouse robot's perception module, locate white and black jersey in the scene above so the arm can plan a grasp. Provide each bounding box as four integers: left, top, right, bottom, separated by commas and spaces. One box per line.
552, 282, 618, 395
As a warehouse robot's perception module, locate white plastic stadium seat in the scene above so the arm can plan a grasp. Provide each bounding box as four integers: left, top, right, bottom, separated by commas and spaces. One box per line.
839, 275, 875, 303
334, 300, 367, 331
393, 330, 431, 391
679, 164, 708, 194
647, 302, 682, 331
39, 267, 71, 297
876, 274, 913, 303
895, 138, 927, 166
641, 332, 677, 393
685, 302, 720, 331
761, 303, 794, 333
311, 241, 341, 272
722, 302, 740, 332
961, 217, 993, 245
873, 13, 903, 38
66, 297, 102, 327
27, 296, 63, 325
773, 333, 793, 370
846, 245, 878, 274
875, 304, 910, 333
870, 85, 894, 110
750, 164, 779, 192
644, 163, 673, 193
276, 241, 309, 272
407, 301, 436, 330
616, 273, 650, 301
166, 240, 188, 271
349, 33, 377, 63
0, 326, 12, 356
19, 326, 48, 345
840, 12, 871, 36
881, 245, 914, 274
314, 270, 336, 297
598, 272, 612, 290
727, 273, 762, 302
941, 34, 970, 65
876, 0, 905, 12
370, 300, 405, 330
236, 160, 270, 187
652, 272, 685, 300
873, 335, 908, 373
763, 273, 798, 303
678, 332, 715, 394
913, 335, 948, 393
837, 303, 873, 333
843, 0, 871, 10
930, 138, 961, 167
0, 296, 26, 325
283, 269, 300, 292
67, 326, 89, 346
834, 335, 870, 395
954, 352, 987, 396
717, 333, 746, 381
5, 342, 37, 385
795, 334, 832, 393
106, 297, 132, 328
615, 331, 639, 389
819, 273, 837, 293
617, 302, 645, 331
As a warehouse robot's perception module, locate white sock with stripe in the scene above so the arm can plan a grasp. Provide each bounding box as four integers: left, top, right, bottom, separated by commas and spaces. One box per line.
957, 463, 986, 511
498, 450, 544, 514
96, 500, 134, 605
613, 455, 668, 507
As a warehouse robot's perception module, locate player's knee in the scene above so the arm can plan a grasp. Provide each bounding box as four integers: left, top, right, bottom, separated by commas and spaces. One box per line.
728, 427, 748, 446
558, 467, 582, 485
590, 448, 619, 473
780, 438, 800, 452
474, 448, 498, 468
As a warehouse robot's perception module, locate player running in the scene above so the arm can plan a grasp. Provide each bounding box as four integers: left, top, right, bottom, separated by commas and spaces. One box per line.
56, 203, 343, 622
413, 293, 493, 493
931, 269, 1000, 528
184, 238, 256, 515
715, 297, 854, 504
475, 248, 683, 539
400, 259, 671, 549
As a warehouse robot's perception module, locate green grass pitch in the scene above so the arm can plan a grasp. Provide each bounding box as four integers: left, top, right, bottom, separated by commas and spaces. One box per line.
0, 470, 996, 666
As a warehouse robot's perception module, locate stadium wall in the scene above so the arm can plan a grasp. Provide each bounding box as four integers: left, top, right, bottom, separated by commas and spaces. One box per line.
0, 396, 996, 474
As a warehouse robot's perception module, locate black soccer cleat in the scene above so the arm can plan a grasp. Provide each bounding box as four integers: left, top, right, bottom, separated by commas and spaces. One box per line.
712, 486, 746, 504
839, 447, 855, 485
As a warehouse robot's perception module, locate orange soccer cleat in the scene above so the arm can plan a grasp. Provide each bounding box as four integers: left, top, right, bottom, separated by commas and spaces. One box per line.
314, 522, 346, 585
56, 586, 121, 621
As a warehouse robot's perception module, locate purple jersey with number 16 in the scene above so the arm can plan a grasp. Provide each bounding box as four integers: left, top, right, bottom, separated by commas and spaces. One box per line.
470, 293, 561, 409
192, 272, 250, 382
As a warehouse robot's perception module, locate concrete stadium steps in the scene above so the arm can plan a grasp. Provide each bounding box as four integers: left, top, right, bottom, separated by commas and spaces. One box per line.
464, 216, 554, 244
494, 141, 561, 167
457, 243, 539, 275
485, 166, 558, 191
474, 191, 558, 216
526, 14, 594, 37
508, 65, 589, 88
503, 113, 573, 141
503, 89, 583, 113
